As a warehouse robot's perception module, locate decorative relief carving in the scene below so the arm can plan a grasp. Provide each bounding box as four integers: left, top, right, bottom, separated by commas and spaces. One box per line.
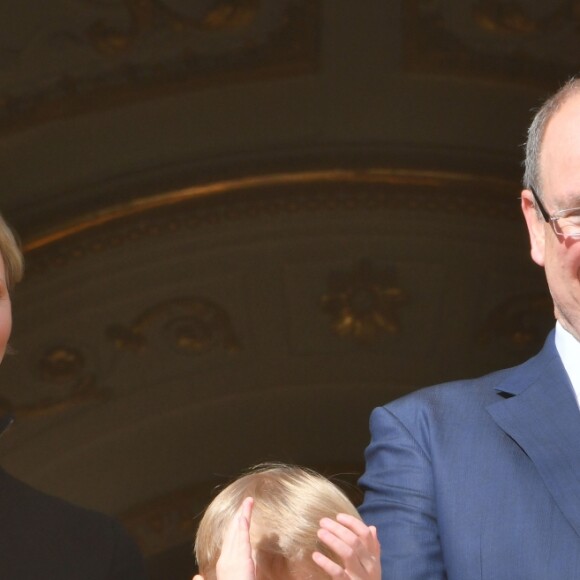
472, 1, 580, 36
404, 0, 580, 85
121, 482, 206, 557
0, 0, 319, 133
0, 345, 109, 419
472, 0, 538, 35
86, 0, 261, 57
320, 260, 405, 344
107, 297, 241, 355
22, 169, 518, 275
479, 292, 553, 351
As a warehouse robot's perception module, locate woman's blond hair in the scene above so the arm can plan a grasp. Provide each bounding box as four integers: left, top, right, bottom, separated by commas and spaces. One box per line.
0, 213, 24, 289
195, 464, 360, 578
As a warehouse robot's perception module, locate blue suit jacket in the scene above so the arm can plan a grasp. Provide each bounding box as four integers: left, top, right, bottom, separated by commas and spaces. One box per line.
359, 331, 580, 579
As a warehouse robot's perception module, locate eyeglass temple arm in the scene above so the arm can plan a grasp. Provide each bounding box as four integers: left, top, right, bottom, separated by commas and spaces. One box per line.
529, 186, 550, 222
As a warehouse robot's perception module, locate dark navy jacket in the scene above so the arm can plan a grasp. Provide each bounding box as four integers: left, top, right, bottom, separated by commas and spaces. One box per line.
0, 417, 147, 580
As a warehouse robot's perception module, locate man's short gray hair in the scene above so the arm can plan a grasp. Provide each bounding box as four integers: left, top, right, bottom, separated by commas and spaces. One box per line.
524, 77, 580, 198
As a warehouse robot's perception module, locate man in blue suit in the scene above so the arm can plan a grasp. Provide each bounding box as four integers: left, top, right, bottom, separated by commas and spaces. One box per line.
359, 79, 580, 579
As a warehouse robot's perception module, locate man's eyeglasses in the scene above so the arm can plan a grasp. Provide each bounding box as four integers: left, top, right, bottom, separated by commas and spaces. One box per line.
529, 186, 580, 239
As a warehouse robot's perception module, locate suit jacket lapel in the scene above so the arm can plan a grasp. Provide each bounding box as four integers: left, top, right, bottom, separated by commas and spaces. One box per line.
488, 334, 580, 538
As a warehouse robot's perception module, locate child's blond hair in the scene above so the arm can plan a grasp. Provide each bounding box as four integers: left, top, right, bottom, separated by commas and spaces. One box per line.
195, 464, 360, 578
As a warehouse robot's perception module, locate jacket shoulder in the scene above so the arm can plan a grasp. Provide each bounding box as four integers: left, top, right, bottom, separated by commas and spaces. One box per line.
0, 469, 146, 579
376, 355, 538, 432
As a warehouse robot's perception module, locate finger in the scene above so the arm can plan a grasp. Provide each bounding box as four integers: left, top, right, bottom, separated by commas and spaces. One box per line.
317, 526, 366, 576
318, 519, 382, 578
240, 496, 254, 526
216, 499, 256, 579
192, 576, 204, 580
312, 551, 347, 579
221, 498, 253, 556
324, 515, 380, 563
360, 526, 382, 580
368, 525, 380, 556
335, 514, 377, 549
319, 517, 360, 549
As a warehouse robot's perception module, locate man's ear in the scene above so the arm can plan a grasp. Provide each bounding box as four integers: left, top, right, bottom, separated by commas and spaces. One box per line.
521, 189, 546, 267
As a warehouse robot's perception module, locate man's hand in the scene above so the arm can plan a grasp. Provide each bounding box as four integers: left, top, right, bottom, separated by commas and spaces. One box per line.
313, 513, 381, 579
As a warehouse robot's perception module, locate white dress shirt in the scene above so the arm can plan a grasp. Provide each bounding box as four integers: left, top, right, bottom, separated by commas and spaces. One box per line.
555, 321, 580, 408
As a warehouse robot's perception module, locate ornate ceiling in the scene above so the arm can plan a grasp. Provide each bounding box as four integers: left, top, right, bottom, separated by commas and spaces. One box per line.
0, 1, 569, 578
405, 0, 580, 86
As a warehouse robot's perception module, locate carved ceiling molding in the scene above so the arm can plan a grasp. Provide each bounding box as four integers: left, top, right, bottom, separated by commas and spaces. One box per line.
0, 295, 239, 420
0, 345, 109, 420
107, 296, 241, 355
404, 0, 580, 86
320, 259, 405, 344
121, 462, 363, 558
22, 167, 519, 276
0, 0, 320, 135
478, 291, 554, 353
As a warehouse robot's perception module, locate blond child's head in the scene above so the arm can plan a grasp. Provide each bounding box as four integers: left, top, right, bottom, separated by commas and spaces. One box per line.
195, 464, 361, 580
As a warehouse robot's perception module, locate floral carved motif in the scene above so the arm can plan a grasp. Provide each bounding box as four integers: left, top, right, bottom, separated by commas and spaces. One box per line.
320, 260, 405, 344
479, 292, 553, 352
0, 0, 320, 133
404, 0, 580, 86
107, 296, 241, 355
86, 0, 261, 56
0, 346, 109, 419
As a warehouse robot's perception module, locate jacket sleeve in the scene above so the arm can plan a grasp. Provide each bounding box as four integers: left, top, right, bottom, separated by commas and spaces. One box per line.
358, 405, 447, 580
107, 520, 148, 580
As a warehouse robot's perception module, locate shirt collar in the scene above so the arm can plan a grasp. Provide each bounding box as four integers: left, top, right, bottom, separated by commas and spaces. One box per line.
555, 321, 580, 407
